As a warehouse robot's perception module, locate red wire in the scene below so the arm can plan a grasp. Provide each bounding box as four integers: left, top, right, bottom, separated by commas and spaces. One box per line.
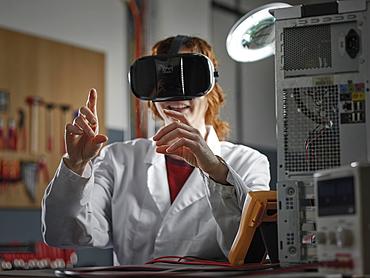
305, 126, 326, 165
146, 255, 225, 266
145, 255, 276, 268
128, 0, 143, 138
145, 255, 353, 275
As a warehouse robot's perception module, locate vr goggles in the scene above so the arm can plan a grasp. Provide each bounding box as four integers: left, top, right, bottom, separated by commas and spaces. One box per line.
128, 51, 218, 102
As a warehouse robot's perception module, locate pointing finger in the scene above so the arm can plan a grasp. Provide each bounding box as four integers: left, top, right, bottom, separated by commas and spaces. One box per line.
86, 88, 97, 116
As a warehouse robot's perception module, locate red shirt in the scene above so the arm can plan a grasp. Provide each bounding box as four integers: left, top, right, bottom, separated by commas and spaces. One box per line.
165, 155, 194, 203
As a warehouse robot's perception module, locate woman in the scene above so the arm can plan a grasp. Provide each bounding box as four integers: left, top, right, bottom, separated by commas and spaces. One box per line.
41, 36, 270, 265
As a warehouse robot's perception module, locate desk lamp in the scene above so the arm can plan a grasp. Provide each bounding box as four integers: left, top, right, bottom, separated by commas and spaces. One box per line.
226, 2, 291, 62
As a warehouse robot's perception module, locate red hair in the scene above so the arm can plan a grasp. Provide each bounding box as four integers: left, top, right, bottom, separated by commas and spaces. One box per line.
148, 36, 230, 140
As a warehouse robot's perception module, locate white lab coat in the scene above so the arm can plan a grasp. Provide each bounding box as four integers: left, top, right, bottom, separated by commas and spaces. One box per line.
41, 126, 270, 265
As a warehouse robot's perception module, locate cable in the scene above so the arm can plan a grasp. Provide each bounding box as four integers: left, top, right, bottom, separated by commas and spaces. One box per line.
145, 255, 280, 271
304, 124, 326, 164
146, 255, 353, 271
54, 258, 352, 277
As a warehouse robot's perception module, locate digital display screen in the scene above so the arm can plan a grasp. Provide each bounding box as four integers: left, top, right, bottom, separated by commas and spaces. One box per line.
317, 176, 355, 216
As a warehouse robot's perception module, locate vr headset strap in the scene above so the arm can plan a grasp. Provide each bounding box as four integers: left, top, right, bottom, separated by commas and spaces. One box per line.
167, 35, 191, 55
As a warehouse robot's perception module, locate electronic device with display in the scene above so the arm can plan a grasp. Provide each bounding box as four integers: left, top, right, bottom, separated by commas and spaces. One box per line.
273, 0, 370, 263
314, 163, 370, 275
228, 191, 278, 266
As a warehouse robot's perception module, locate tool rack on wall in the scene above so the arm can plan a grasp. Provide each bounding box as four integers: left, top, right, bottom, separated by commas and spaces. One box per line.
0, 27, 105, 208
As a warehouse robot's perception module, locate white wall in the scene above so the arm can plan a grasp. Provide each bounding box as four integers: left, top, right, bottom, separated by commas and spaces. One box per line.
240, 57, 276, 149
0, 0, 127, 131
212, 7, 239, 140
147, 0, 211, 51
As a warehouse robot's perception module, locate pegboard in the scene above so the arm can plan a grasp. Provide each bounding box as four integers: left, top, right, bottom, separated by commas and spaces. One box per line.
0, 27, 105, 208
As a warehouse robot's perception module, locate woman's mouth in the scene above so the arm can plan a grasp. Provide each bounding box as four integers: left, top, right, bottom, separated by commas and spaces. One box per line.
166, 104, 191, 112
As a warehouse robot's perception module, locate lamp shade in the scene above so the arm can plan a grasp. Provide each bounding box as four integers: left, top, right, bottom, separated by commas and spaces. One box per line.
226, 2, 291, 62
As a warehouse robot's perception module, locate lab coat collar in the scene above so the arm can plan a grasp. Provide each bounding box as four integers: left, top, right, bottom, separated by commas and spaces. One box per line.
167, 167, 205, 215
205, 125, 221, 157
145, 125, 221, 216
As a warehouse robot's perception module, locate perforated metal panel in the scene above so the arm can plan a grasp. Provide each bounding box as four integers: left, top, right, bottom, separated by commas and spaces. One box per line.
275, 0, 370, 265
283, 86, 340, 173
284, 25, 332, 71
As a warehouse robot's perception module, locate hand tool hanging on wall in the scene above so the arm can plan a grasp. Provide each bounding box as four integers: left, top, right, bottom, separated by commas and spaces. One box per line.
0, 159, 8, 195
17, 109, 26, 151
38, 157, 49, 183
0, 118, 4, 150
7, 118, 17, 150
7, 159, 21, 183
25, 96, 43, 154
0, 159, 21, 195
59, 104, 71, 154
0, 159, 4, 193
21, 161, 39, 201
45, 103, 56, 152
0, 90, 9, 113
0, 159, 8, 194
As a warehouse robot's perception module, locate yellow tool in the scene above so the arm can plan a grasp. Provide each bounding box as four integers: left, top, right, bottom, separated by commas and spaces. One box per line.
228, 191, 277, 266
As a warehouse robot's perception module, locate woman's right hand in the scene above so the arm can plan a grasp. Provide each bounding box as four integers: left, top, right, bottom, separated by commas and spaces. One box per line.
63, 88, 108, 175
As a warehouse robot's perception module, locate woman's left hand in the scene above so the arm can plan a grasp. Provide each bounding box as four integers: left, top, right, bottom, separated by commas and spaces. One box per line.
153, 109, 229, 184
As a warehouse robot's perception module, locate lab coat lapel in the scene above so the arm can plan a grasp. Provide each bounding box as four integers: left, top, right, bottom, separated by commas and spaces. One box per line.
168, 126, 221, 215
145, 142, 171, 217
145, 127, 220, 217
169, 168, 205, 215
